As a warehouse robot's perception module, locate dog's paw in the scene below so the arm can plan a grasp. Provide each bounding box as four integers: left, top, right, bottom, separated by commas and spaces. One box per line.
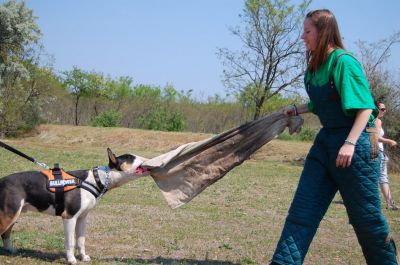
67, 257, 77, 265
80, 254, 91, 262
3, 240, 16, 254
4, 247, 17, 254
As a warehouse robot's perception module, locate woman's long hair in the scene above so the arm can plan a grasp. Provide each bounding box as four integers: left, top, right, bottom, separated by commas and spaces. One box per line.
306, 9, 345, 72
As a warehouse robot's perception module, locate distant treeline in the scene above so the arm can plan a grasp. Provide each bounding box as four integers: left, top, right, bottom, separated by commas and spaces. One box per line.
38, 67, 305, 134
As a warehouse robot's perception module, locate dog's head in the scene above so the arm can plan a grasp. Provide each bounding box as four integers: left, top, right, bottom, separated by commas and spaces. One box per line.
107, 148, 150, 176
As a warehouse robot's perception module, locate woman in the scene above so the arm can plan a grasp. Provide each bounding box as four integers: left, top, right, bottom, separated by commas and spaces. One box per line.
375, 102, 398, 210
270, 9, 398, 264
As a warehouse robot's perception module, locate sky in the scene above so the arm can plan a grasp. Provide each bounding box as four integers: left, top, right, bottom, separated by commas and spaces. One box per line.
20, 0, 400, 100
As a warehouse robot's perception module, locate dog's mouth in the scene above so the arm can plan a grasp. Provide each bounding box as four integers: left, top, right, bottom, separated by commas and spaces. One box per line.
134, 166, 150, 175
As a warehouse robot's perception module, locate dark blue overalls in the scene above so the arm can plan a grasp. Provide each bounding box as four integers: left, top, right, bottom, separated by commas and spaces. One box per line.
271, 54, 398, 265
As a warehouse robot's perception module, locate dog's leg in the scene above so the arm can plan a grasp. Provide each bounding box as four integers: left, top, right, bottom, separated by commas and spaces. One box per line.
63, 217, 78, 265
0, 200, 23, 253
75, 213, 90, 262
1, 223, 16, 253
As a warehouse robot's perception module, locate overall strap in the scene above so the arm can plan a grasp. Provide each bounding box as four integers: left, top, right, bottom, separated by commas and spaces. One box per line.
329, 52, 359, 85
328, 52, 361, 92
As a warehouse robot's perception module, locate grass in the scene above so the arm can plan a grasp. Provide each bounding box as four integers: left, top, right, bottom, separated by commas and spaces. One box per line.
0, 124, 399, 265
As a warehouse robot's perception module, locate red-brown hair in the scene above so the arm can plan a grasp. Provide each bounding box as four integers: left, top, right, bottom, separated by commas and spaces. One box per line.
305, 9, 345, 72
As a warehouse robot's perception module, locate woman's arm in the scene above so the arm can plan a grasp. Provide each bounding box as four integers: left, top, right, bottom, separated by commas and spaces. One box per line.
379, 137, 397, 146
375, 118, 397, 146
336, 109, 372, 168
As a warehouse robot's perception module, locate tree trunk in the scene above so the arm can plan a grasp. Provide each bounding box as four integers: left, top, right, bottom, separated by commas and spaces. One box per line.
74, 96, 80, 126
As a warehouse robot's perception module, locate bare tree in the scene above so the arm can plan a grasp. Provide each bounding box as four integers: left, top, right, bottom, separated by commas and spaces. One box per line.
357, 32, 400, 171
218, 0, 311, 120
357, 31, 400, 106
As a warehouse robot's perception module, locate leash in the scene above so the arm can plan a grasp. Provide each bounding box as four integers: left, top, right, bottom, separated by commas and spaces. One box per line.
0, 140, 49, 169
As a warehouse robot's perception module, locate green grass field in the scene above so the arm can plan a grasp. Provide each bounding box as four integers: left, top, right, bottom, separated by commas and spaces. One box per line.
0, 125, 398, 265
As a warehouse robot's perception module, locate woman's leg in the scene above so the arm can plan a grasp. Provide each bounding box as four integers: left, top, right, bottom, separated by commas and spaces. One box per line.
379, 154, 394, 207
271, 142, 337, 265
379, 154, 398, 210
380, 183, 396, 209
335, 134, 398, 265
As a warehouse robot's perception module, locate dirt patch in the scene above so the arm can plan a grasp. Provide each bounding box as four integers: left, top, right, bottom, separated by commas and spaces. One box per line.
25, 124, 212, 154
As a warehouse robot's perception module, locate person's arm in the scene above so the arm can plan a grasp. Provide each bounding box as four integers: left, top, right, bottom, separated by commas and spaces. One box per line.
336, 109, 372, 168
380, 137, 397, 147
375, 118, 397, 147
282, 103, 309, 116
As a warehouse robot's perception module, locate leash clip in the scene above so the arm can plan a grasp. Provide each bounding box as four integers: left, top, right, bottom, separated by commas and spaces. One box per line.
35, 161, 50, 169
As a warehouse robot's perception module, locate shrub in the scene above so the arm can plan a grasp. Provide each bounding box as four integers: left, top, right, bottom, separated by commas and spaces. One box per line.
91, 111, 122, 127
278, 126, 318, 142
137, 107, 186, 132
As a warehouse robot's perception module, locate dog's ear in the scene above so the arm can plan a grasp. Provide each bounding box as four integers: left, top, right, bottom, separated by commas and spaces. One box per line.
107, 148, 117, 166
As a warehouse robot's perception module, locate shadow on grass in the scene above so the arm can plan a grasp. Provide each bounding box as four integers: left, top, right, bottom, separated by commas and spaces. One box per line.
0, 249, 242, 265
103, 256, 242, 265
0, 248, 65, 262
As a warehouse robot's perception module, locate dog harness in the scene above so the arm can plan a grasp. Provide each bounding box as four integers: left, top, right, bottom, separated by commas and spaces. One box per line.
41, 165, 110, 216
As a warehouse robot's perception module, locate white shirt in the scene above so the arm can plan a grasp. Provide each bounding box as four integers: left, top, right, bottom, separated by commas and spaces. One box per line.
379, 127, 384, 152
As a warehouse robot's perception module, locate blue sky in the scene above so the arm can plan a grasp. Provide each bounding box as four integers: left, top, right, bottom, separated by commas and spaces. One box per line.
23, 0, 400, 100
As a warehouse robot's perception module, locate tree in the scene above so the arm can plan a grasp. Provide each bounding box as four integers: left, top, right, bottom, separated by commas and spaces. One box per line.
61, 67, 105, 125
105, 76, 134, 111
218, 0, 310, 120
357, 32, 400, 171
0, 0, 42, 135
21, 59, 61, 126
357, 31, 400, 104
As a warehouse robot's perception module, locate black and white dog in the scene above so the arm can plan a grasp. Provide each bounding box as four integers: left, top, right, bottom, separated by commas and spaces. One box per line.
0, 148, 149, 264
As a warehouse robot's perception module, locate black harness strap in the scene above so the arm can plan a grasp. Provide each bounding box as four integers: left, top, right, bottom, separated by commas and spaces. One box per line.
93, 167, 105, 192
52, 164, 65, 216
80, 180, 101, 198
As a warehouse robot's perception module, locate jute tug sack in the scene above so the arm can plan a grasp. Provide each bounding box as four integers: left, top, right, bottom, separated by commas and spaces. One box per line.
142, 112, 304, 209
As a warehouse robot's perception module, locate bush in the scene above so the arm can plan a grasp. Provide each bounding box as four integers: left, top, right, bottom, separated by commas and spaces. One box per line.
278, 126, 318, 142
91, 111, 122, 127
137, 107, 186, 132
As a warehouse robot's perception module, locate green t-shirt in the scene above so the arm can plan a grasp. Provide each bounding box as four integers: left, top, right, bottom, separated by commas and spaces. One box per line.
305, 49, 377, 122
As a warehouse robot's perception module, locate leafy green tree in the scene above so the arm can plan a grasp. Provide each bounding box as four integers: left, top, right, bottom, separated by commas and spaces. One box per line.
131, 84, 187, 131
105, 76, 134, 111
131, 84, 162, 99
0, 0, 42, 135
21, 60, 61, 126
61, 67, 106, 125
218, 0, 310, 120
86, 71, 106, 117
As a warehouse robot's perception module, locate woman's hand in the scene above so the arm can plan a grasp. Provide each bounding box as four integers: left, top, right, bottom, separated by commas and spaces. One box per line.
336, 143, 355, 168
337, 109, 372, 168
388, 139, 397, 147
